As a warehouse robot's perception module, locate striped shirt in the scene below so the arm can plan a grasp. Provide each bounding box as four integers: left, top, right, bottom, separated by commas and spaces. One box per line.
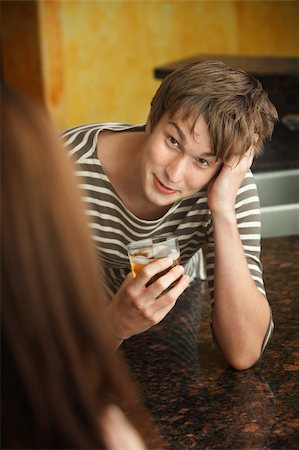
63, 123, 273, 351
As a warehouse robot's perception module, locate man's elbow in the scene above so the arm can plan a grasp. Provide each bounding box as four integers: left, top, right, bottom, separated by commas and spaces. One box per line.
225, 349, 261, 371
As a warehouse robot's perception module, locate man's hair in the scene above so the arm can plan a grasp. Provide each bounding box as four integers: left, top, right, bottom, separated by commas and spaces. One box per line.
150, 60, 278, 161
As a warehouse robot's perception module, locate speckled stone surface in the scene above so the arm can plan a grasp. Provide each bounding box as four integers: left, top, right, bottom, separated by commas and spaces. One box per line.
122, 236, 299, 449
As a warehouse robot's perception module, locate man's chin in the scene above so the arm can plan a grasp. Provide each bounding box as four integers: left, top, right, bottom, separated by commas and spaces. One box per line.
152, 192, 182, 207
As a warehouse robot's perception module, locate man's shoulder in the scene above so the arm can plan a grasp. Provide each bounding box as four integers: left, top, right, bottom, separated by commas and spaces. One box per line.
61, 122, 145, 163
62, 123, 129, 140
62, 122, 144, 137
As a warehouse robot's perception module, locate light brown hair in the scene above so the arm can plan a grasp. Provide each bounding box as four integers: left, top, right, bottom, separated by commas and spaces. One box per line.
149, 60, 278, 161
1, 86, 159, 449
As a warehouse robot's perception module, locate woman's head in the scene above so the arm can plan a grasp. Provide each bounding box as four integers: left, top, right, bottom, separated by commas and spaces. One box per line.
1, 86, 157, 449
149, 60, 278, 162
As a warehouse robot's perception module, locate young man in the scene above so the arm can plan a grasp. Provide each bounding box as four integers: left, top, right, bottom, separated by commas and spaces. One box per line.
63, 60, 278, 370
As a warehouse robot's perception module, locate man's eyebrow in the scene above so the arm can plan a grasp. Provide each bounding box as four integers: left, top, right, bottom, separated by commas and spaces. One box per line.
168, 121, 186, 142
201, 151, 217, 157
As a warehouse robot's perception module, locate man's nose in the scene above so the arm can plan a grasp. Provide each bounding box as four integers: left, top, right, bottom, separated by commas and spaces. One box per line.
165, 155, 187, 183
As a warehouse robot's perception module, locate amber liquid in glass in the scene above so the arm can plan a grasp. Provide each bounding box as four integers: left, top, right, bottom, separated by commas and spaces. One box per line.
129, 253, 182, 289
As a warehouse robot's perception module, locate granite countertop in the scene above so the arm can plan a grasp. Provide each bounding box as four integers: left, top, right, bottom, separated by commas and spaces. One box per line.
122, 236, 299, 449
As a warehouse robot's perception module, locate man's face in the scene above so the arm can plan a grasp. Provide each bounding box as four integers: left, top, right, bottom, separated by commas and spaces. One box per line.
140, 113, 222, 207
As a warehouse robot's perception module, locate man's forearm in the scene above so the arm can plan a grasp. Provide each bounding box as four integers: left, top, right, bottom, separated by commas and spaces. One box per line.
211, 211, 271, 370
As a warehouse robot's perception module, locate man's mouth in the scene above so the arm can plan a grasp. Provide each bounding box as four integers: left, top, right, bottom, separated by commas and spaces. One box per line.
153, 175, 180, 194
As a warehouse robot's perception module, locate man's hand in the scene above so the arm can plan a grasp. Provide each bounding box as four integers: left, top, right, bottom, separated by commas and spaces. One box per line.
207, 147, 254, 215
106, 257, 189, 346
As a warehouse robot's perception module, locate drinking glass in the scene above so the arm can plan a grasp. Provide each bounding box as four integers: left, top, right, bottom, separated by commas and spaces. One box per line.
127, 235, 181, 288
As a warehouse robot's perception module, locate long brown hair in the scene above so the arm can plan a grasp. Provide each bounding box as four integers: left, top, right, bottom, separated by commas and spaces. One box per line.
1, 86, 159, 449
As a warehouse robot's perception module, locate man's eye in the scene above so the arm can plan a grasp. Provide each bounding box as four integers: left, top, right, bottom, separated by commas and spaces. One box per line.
196, 158, 210, 167
167, 136, 179, 148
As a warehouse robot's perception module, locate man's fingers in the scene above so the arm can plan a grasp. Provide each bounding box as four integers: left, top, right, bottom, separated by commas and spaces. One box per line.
150, 274, 190, 315
225, 148, 254, 172
245, 144, 255, 158
146, 264, 185, 298
138, 273, 190, 325
132, 257, 174, 288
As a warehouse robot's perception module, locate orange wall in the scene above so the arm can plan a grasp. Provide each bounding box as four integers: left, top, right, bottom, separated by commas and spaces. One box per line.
2, 0, 298, 129
1, 1, 44, 101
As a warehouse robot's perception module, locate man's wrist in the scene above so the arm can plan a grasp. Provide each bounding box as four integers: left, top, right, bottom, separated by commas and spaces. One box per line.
105, 302, 126, 350
210, 208, 236, 223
